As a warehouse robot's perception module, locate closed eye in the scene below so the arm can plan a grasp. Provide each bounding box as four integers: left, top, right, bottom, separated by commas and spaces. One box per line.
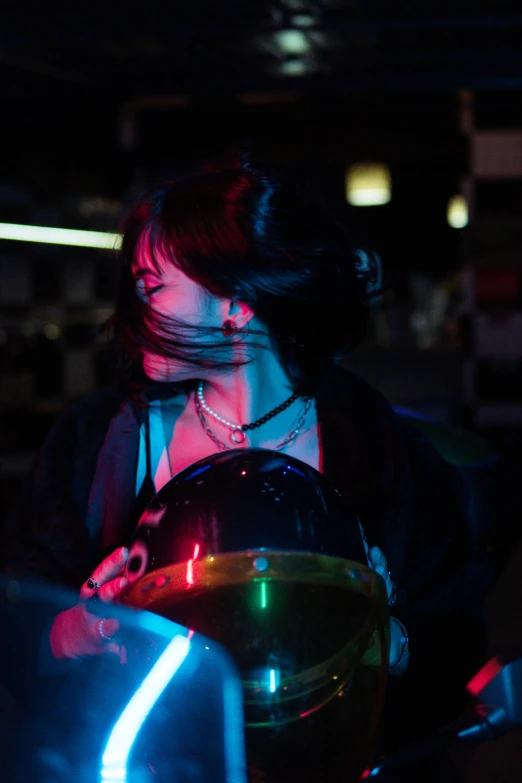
143, 285, 164, 296
136, 282, 164, 301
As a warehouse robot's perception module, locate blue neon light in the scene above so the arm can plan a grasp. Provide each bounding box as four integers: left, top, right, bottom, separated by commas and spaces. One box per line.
100, 634, 190, 783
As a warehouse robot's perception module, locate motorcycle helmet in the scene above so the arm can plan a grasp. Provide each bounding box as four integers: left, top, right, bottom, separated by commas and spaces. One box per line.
122, 448, 389, 782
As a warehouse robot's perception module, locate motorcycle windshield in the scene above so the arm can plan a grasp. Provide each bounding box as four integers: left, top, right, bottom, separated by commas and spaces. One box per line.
0, 575, 247, 783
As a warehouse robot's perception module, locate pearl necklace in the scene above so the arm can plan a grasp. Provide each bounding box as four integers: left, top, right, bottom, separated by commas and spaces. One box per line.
196, 382, 299, 445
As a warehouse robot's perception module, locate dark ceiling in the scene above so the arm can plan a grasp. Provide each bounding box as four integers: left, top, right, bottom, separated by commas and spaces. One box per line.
1, 0, 522, 205
2, 2, 521, 283
2, 0, 522, 101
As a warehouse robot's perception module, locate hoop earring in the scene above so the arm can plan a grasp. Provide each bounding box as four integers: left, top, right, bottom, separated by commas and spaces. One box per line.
222, 320, 238, 337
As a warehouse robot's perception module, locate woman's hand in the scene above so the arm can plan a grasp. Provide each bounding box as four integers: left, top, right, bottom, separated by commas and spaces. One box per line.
49, 547, 129, 660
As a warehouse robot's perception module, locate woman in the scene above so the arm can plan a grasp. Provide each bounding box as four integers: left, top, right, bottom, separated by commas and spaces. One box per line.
2, 155, 490, 762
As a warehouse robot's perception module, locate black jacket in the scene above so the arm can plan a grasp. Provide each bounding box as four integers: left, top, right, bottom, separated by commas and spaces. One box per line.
1, 363, 492, 748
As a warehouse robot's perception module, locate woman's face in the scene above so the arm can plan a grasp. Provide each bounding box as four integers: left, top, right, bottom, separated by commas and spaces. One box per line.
132, 234, 227, 382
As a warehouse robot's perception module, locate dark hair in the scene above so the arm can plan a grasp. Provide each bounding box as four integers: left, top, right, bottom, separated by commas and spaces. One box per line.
111, 153, 378, 397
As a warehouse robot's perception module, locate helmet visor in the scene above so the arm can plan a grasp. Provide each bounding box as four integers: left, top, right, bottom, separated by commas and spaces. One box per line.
123, 551, 389, 729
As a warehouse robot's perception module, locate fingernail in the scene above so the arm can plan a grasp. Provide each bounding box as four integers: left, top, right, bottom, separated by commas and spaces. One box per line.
120, 547, 129, 560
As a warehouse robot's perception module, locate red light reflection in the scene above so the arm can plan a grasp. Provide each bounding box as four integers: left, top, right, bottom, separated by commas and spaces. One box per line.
186, 543, 200, 586
467, 657, 502, 697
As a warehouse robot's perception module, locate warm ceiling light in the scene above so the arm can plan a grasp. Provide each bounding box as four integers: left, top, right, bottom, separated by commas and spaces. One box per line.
447, 195, 469, 228
346, 162, 392, 206
0, 222, 122, 250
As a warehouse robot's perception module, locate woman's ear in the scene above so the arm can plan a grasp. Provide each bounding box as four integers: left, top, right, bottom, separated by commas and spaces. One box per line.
227, 299, 256, 329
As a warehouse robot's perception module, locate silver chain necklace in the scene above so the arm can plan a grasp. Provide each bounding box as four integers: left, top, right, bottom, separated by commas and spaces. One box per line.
195, 396, 313, 452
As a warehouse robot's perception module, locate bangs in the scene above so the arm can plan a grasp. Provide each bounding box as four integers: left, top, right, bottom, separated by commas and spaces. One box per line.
132, 221, 180, 279
126, 173, 256, 295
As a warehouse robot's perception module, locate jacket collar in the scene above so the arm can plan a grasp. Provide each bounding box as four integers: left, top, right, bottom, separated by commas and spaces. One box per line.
86, 397, 141, 556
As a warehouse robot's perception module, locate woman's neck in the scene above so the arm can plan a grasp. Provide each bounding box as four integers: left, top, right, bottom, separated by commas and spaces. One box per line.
199, 350, 296, 428
150, 350, 320, 465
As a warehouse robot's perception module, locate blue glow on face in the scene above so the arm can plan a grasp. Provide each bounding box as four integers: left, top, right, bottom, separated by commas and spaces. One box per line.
100, 634, 190, 783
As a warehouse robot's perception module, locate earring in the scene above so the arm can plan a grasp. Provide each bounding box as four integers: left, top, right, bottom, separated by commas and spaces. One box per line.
222, 320, 238, 337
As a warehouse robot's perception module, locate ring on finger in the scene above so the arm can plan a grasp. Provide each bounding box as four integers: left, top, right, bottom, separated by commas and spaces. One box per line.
87, 575, 102, 591
97, 618, 113, 644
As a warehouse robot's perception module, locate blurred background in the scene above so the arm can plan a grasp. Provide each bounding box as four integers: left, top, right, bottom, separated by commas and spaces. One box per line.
1, 1, 522, 777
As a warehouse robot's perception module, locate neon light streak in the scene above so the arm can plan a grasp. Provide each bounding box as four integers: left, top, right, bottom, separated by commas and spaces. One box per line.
100, 634, 190, 783
260, 581, 267, 609
0, 221, 122, 250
